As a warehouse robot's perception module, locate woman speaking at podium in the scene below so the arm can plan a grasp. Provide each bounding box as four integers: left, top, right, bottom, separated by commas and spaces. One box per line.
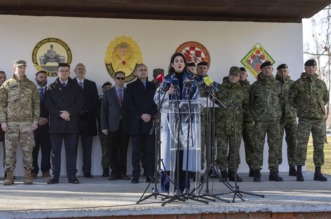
154, 52, 200, 193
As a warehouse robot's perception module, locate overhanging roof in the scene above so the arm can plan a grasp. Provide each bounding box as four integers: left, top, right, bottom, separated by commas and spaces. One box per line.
0, 0, 330, 23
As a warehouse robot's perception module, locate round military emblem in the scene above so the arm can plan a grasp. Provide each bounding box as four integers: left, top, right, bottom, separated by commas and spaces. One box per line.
105, 36, 143, 82
175, 41, 211, 67
32, 38, 72, 77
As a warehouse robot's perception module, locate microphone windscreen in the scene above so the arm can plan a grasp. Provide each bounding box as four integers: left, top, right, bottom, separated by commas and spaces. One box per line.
171, 77, 179, 86
156, 74, 164, 83
163, 81, 171, 91
203, 77, 214, 86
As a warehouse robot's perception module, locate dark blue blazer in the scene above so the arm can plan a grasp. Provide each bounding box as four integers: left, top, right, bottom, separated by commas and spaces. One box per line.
74, 78, 98, 136
125, 79, 157, 135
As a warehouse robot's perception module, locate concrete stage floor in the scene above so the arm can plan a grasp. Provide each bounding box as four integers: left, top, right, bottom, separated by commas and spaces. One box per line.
0, 171, 330, 219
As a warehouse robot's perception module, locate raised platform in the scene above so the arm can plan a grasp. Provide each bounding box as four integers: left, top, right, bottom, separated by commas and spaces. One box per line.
0, 171, 330, 219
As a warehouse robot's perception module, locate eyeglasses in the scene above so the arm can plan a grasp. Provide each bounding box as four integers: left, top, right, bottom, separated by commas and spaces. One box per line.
116, 77, 125, 80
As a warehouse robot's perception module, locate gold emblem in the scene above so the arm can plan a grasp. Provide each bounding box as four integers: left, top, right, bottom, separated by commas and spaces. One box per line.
105, 36, 143, 82
32, 38, 72, 77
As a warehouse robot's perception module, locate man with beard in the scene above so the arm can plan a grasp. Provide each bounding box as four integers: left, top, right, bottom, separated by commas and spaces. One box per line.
31, 71, 52, 178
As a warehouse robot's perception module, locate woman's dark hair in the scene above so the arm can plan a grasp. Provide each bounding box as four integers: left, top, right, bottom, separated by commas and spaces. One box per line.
168, 52, 187, 75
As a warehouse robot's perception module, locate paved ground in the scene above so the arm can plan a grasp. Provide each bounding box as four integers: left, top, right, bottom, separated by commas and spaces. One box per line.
0, 171, 330, 219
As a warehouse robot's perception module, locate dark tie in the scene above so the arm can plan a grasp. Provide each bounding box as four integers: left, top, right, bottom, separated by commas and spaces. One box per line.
62, 83, 66, 87
79, 81, 84, 90
38, 88, 44, 102
118, 89, 123, 107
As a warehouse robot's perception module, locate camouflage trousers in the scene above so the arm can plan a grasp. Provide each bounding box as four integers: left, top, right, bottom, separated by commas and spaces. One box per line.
279, 118, 297, 167
5, 122, 35, 171
251, 120, 280, 171
215, 132, 242, 172
99, 132, 110, 168
296, 118, 325, 167
242, 121, 254, 168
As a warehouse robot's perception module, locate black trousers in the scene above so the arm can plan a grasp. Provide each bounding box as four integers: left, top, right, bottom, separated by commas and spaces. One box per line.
76, 135, 93, 173
108, 121, 129, 176
50, 134, 78, 179
32, 125, 51, 174
131, 134, 155, 178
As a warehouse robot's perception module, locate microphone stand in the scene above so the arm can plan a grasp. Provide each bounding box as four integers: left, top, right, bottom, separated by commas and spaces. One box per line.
137, 83, 173, 204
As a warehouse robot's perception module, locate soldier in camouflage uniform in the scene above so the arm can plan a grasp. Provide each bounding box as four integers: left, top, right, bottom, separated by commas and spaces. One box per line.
249, 61, 283, 182
0, 60, 40, 185
289, 59, 329, 182
0, 71, 7, 176
97, 82, 112, 177
215, 66, 248, 182
239, 67, 255, 177
275, 64, 298, 177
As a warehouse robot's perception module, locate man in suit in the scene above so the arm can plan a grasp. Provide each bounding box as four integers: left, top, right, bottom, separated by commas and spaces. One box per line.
126, 64, 157, 183
31, 70, 52, 178
73, 63, 98, 178
45, 63, 83, 184
101, 71, 130, 180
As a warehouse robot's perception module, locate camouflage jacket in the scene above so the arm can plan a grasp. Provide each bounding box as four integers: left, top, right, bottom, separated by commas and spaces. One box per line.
289, 72, 329, 119
249, 73, 282, 122
0, 74, 40, 123
275, 74, 297, 119
215, 79, 248, 135
240, 79, 254, 123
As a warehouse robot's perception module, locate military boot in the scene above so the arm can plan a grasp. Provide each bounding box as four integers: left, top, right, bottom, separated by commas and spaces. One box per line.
269, 170, 283, 181
253, 169, 261, 182
3, 171, 14, 185
220, 170, 228, 182
24, 169, 33, 185
248, 168, 254, 177
228, 170, 243, 182
289, 166, 297, 176
296, 165, 304, 181
314, 167, 327, 181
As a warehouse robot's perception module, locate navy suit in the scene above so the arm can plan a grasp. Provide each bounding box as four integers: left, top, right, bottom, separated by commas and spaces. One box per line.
74, 78, 98, 174
101, 86, 129, 177
45, 78, 83, 179
32, 86, 51, 175
125, 79, 157, 179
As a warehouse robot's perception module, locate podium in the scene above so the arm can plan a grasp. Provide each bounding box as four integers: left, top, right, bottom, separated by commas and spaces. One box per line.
160, 99, 203, 193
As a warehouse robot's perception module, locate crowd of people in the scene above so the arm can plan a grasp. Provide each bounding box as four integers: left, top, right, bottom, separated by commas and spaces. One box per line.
0, 54, 328, 187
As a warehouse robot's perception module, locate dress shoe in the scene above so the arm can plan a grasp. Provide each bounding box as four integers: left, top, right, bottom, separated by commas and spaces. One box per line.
42, 172, 51, 178
131, 177, 139, 184
31, 172, 38, 178
102, 168, 109, 177
108, 175, 119, 180
47, 178, 59, 184
68, 178, 80, 184
121, 175, 130, 180
84, 172, 93, 178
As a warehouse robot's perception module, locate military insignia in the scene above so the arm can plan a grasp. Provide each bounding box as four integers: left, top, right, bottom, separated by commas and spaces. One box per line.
105, 36, 143, 82
241, 43, 275, 78
32, 38, 72, 77
175, 41, 211, 67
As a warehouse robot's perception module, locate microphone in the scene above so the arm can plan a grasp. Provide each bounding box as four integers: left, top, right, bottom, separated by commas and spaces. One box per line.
203, 76, 220, 92
184, 79, 193, 86
156, 74, 164, 84
162, 81, 171, 92
171, 77, 179, 90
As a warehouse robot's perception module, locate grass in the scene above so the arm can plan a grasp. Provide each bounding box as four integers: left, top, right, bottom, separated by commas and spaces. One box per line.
306, 136, 331, 174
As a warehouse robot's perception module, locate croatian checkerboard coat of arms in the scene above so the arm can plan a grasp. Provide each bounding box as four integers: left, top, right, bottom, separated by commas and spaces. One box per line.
241, 43, 275, 78
32, 38, 72, 77
105, 36, 143, 82
175, 41, 211, 67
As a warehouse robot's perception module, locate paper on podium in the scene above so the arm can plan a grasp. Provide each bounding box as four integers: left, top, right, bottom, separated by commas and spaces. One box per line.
197, 97, 219, 108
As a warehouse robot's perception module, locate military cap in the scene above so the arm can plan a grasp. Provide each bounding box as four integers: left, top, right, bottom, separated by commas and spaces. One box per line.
102, 81, 112, 88
277, 64, 288, 70
304, 59, 317, 67
197, 61, 208, 66
229, 66, 241, 76
240, 67, 246, 72
260, 61, 272, 69
13, 60, 27, 67
153, 68, 164, 76
186, 62, 196, 67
